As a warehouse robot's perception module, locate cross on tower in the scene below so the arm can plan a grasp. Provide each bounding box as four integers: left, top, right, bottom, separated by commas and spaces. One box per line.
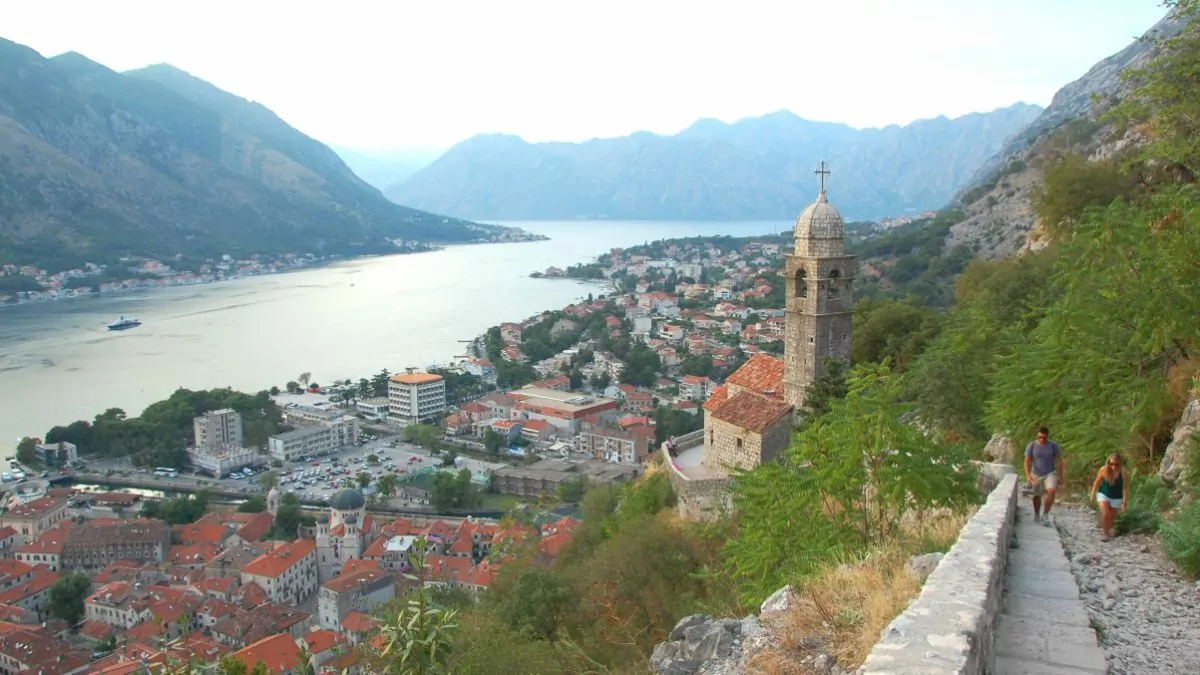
814, 161, 831, 194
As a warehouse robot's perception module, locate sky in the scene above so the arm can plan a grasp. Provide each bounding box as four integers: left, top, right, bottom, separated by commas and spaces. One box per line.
3, 0, 1171, 153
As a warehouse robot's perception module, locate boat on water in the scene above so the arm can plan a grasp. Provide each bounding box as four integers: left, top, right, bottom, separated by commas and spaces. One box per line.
106, 316, 142, 331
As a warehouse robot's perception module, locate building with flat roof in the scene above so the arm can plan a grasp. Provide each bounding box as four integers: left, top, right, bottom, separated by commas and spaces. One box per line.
194, 409, 244, 451
509, 388, 618, 434
491, 459, 639, 497
33, 440, 76, 468
61, 519, 172, 573
388, 372, 446, 424
355, 397, 390, 422
267, 420, 355, 462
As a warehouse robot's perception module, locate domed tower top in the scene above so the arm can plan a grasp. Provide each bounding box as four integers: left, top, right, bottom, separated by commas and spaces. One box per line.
794, 160, 846, 257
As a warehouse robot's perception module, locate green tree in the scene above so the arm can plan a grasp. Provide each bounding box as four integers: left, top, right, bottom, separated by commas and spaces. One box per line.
357, 471, 373, 488
370, 540, 461, 674
238, 495, 267, 513
489, 569, 574, 640
727, 362, 977, 603
430, 469, 478, 511
367, 453, 380, 464
15, 437, 36, 465
47, 572, 91, 625
273, 492, 312, 538
377, 473, 400, 498
554, 476, 588, 504
482, 428, 503, 454
1034, 155, 1139, 239
1110, 0, 1200, 178
851, 297, 939, 368
987, 187, 1200, 471
257, 470, 278, 492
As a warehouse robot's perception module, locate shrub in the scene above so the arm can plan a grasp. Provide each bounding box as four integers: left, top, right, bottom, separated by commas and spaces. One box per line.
1161, 500, 1200, 578
1114, 473, 1171, 535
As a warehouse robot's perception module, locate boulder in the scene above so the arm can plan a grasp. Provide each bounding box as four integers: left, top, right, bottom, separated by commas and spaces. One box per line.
905, 552, 944, 580
759, 584, 795, 618
973, 461, 1016, 495
984, 433, 1015, 463
1159, 393, 1200, 486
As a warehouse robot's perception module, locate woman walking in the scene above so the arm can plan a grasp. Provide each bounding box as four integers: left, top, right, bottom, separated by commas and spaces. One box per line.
1089, 454, 1129, 542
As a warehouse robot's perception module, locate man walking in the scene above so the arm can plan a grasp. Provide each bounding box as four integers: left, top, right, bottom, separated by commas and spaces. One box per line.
1025, 426, 1064, 525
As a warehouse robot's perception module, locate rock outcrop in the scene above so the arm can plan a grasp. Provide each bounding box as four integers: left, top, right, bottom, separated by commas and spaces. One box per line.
650, 585, 851, 675
1159, 392, 1200, 487
984, 434, 1015, 464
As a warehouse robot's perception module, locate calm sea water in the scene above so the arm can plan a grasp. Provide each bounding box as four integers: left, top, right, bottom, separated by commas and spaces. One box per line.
0, 220, 787, 444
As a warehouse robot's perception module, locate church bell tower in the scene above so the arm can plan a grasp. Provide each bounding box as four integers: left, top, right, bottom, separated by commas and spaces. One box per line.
783, 161, 855, 413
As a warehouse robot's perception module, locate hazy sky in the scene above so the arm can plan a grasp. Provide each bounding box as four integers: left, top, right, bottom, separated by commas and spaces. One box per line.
4, 0, 1169, 152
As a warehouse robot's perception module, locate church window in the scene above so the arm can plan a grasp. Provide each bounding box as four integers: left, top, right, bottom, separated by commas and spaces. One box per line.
794, 269, 808, 298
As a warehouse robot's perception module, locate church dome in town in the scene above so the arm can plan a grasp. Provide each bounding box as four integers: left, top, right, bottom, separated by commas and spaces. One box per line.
330, 488, 366, 511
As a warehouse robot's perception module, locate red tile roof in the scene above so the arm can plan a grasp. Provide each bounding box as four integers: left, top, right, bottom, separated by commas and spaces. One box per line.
234, 633, 304, 673
708, 391, 792, 433
300, 629, 346, 655
0, 568, 58, 605
339, 611, 377, 634
242, 539, 315, 578
174, 523, 230, 546
168, 543, 223, 565
235, 512, 273, 543
78, 620, 115, 641
723, 353, 785, 397
3, 496, 66, 518
322, 568, 393, 594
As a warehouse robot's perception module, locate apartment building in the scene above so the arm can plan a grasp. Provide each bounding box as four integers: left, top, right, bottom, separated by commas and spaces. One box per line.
508, 387, 618, 435
317, 566, 396, 630
267, 415, 358, 462
575, 426, 653, 465
194, 409, 244, 451
61, 519, 171, 573
241, 539, 319, 606
0, 496, 68, 543
388, 372, 447, 424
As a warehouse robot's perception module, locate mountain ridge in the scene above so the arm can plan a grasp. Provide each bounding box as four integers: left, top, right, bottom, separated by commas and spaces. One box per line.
386, 103, 1042, 221
0, 40, 501, 275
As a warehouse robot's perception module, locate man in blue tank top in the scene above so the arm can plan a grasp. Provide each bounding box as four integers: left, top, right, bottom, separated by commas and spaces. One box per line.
1024, 425, 1064, 526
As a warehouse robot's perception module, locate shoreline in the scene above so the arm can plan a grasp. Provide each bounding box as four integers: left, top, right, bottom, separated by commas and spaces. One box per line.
0, 235, 551, 310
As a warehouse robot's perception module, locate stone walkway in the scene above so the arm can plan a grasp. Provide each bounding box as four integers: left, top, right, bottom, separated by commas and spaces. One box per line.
992, 513, 1108, 674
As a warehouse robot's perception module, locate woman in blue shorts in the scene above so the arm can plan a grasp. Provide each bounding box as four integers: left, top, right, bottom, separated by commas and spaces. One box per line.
1089, 454, 1129, 542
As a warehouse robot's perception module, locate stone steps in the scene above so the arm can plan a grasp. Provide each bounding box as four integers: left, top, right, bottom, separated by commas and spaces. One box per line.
991, 515, 1107, 674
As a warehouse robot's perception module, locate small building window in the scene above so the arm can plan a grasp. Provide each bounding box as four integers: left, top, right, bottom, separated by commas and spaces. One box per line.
736, 438, 743, 449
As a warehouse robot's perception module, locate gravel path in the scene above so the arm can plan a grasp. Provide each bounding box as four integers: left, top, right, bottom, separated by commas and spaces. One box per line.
1053, 504, 1200, 675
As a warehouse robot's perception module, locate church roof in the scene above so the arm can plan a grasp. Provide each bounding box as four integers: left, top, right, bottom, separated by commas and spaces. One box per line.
723, 354, 785, 398
708, 391, 793, 433
330, 488, 365, 511
794, 191, 846, 242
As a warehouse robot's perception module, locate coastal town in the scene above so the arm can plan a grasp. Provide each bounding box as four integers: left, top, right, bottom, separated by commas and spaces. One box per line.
0, 232, 799, 675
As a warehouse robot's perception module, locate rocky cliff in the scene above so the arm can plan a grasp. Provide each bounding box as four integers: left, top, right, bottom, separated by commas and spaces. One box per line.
0, 39, 495, 274
387, 105, 1042, 222
944, 11, 1185, 258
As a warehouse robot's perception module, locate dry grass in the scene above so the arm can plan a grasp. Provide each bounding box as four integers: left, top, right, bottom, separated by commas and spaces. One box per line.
747, 509, 970, 674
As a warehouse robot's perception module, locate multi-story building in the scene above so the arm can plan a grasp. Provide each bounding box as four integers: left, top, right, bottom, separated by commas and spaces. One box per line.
388, 372, 447, 424
0, 496, 68, 543
84, 581, 151, 629
33, 440, 76, 468
317, 566, 395, 630
355, 397, 390, 422
267, 416, 357, 462
508, 388, 618, 435
575, 426, 653, 465
194, 409, 244, 451
240, 539, 318, 606
679, 375, 712, 401
0, 560, 59, 620
60, 519, 171, 573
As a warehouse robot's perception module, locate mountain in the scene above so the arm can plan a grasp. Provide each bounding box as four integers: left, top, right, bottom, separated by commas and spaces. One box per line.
0, 39, 499, 274
331, 146, 442, 192
946, 10, 1186, 258
386, 104, 1042, 222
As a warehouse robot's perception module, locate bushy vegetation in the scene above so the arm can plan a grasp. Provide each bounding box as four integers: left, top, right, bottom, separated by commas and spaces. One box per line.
41, 388, 282, 468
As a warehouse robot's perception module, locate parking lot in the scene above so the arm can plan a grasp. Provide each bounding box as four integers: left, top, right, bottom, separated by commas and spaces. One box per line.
80, 431, 510, 508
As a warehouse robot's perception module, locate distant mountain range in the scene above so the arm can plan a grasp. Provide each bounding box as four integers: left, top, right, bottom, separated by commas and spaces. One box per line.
331, 146, 442, 192
386, 104, 1043, 221
0, 38, 499, 275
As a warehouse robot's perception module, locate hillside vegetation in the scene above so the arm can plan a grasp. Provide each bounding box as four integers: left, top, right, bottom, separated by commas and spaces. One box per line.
0, 40, 496, 275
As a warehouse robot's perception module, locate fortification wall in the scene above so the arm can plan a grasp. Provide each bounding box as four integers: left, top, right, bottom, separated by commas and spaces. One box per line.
862, 470, 1019, 674
662, 432, 732, 520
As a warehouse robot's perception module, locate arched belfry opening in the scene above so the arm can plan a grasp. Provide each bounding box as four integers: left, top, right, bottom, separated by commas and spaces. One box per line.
827, 268, 840, 297
795, 268, 808, 298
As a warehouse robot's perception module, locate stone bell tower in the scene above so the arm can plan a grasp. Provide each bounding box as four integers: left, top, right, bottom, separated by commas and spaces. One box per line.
783, 161, 855, 413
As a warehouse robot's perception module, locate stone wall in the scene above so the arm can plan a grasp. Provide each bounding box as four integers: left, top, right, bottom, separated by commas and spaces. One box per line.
704, 416, 762, 473
663, 438, 733, 521
861, 473, 1019, 674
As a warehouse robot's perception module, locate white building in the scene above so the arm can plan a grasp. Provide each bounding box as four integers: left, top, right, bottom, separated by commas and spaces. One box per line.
388, 372, 447, 425
355, 398, 390, 422
240, 538, 319, 606
193, 409, 244, 451
188, 445, 260, 478
267, 418, 357, 462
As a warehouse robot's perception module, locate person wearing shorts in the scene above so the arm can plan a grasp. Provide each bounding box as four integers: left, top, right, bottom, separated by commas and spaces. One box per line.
1024, 426, 1064, 525
1090, 454, 1128, 542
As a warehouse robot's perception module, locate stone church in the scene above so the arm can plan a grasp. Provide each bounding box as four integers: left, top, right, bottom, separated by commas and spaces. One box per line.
685, 163, 854, 514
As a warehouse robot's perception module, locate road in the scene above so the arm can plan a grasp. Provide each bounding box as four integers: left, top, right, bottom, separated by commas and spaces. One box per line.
78, 432, 510, 509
